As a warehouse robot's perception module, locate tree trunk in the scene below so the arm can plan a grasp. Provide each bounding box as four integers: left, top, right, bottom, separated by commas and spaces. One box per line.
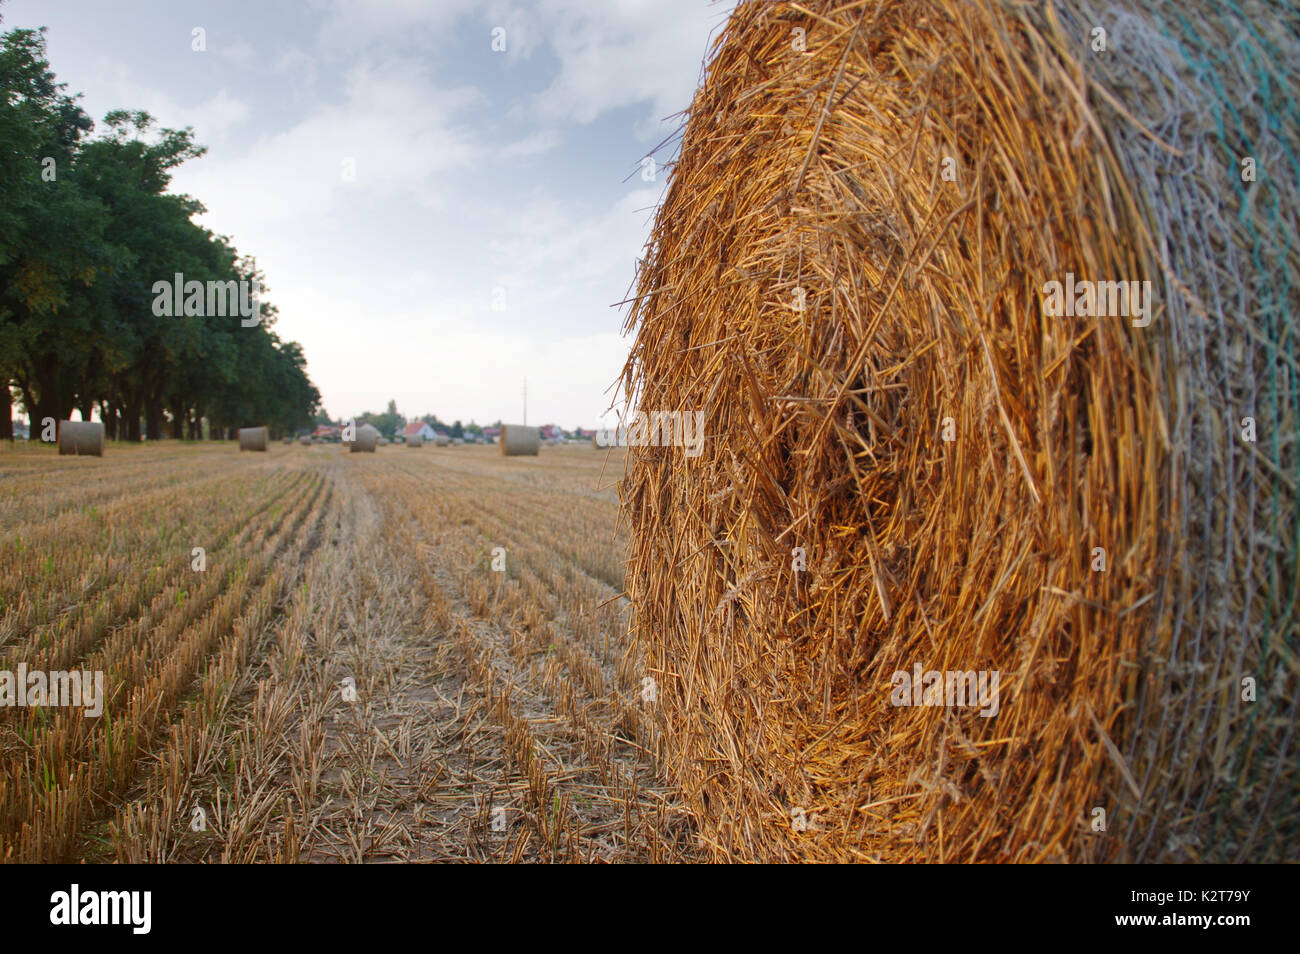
170, 400, 185, 439
146, 396, 163, 441
1, 382, 12, 441
124, 390, 143, 442
31, 370, 60, 438
99, 400, 115, 440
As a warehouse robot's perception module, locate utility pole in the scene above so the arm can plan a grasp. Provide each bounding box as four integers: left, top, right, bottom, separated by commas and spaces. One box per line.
522, 377, 527, 425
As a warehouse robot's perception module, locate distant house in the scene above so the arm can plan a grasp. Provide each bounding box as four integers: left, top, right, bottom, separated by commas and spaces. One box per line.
539, 424, 564, 441
403, 421, 436, 442
482, 426, 501, 443
313, 424, 341, 440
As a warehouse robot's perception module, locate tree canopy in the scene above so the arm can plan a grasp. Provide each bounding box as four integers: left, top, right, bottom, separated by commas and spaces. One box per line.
0, 17, 319, 441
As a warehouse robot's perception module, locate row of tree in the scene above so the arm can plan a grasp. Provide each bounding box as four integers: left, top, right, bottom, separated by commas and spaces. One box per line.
0, 17, 319, 442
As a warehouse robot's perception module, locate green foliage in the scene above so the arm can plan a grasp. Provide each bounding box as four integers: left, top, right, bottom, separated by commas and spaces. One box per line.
357, 400, 405, 439
0, 19, 319, 440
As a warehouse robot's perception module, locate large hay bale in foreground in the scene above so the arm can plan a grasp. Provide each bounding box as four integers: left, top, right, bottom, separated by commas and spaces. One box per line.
620, 0, 1298, 863
57, 421, 104, 457
346, 423, 379, 453
500, 424, 539, 456
238, 426, 268, 452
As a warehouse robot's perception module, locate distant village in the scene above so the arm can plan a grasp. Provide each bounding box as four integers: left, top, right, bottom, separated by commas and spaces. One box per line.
4, 400, 601, 446
308, 402, 598, 446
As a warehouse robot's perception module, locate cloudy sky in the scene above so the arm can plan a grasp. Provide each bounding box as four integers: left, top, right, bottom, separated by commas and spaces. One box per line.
3, 0, 734, 429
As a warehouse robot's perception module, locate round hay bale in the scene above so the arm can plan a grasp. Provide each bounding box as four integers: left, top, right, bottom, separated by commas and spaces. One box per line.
434, 434, 450, 446
500, 424, 539, 456
238, 426, 268, 452
299, 435, 312, 445
407, 433, 423, 447
619, 0, 1299, 863
346, 423, 379, 453
57, 421, 104, 457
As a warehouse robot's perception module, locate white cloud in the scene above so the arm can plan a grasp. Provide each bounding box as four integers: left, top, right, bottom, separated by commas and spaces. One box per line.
79, 64, 253, 146
217, 40, 256, 65
483, 186, 660, 313
272, 48, 320, 100
497, 128, 561, 159
528, 0, 731, 131
176, 61, 482, 239
482, 2, 546, 61
313, 0, 481, 55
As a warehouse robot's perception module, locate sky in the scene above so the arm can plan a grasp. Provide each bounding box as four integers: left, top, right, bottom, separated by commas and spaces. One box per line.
2, 0, 735, 429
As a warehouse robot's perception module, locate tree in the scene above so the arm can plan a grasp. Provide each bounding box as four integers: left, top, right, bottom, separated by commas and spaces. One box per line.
0, 24, 115, 436
0, 20, 321, 444
358, 400, 403, 438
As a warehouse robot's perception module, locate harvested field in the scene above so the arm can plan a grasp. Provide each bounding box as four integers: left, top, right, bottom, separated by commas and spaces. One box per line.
0, 442, 697, 863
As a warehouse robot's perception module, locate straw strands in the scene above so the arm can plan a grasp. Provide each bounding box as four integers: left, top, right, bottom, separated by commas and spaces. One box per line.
618, 0, 1298, 862
57, 421, 104, 457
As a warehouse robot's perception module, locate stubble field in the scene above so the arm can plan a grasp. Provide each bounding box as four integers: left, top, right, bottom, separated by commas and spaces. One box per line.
0, 441, 699, 863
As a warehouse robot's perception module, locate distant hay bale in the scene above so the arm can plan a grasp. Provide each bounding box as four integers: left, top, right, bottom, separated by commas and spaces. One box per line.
282, 436, 292, 444
237, 426, 268, 452
434, 434, 450, 446
57, 421, 104, 457
500, 424, 540, 456
407, 433, 423, 447
346, 423, 379, 453
299, 435, 312, 445
619, 0, 1299, 863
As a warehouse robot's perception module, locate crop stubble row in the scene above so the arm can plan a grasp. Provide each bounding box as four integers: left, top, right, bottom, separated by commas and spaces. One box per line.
0, 443, 695, 862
